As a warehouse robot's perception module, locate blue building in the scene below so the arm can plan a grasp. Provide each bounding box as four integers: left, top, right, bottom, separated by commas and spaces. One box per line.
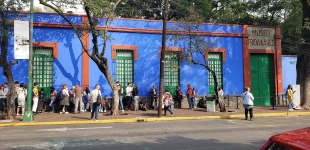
0, 13, 294, 106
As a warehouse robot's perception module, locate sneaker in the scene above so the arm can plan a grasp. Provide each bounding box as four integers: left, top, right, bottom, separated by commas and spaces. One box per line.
17, 114, 20, 116
121, 110, 124, 112
104, 110, 106, 113
22, 113, 24, 116
60, 112, 63, 114
65, 112, 69, 114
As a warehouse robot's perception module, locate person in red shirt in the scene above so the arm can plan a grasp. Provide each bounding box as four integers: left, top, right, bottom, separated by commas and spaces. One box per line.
186, 84, 193, 109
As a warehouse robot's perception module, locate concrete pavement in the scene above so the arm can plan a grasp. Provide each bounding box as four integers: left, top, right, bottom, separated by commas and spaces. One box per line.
0, 107, 309, 127
0, 116, 310, 149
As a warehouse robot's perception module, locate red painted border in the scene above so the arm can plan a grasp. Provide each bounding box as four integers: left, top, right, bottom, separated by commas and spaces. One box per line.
112, 45, 138, 60
242, 25, 251, 88
243, 26, 283, 95
250, 50, 275, 54
31, 22, 243, 37
205, 48, 227, 61
81, 16, 90, 88
33, 42, 58, 58
275, 27, 283, 94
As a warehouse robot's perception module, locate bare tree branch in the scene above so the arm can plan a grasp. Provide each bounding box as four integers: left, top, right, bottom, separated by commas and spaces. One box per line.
39, 0, 91, 58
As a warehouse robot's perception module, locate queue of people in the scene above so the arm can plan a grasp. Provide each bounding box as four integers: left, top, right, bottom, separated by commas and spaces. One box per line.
0, 80, 300, 121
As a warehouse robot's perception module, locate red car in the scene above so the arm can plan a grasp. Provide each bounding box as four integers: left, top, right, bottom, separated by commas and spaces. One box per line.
260, 127, 310, 150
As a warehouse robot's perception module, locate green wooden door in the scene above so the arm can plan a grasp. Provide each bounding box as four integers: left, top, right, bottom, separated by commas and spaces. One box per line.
208, 53, 223, 95
250, 54, 274, 106
116, 50, 134, 96
33, 47, 54, 99
164, 52, 179, 96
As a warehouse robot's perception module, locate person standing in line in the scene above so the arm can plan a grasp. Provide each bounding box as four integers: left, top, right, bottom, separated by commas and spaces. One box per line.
132, 84, 139, 111
192, 88, 197, 109
0, 85, 7, 114
126, 83, 133, 111
186, 84, 193, 109
176, 86, 182, 108
49, 87, 57, 113
82, 87, 90, 112
90, 84, 101, 120
163, 90, 174, 116
286, 84, 296, 111
60, 84, 70, 114
2, 83, 8, 113
14, 81, 20, 113
73, 84, 83, 114
116, 81, 124, 112
242, 87, 254, 121
37, 88, 45, 113
150, 85, 157, 110
16, 84, 27, 116
32, 82, 39, 114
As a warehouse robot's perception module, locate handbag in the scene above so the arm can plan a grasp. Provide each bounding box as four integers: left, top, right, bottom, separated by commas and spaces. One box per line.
96, 90, 102, 104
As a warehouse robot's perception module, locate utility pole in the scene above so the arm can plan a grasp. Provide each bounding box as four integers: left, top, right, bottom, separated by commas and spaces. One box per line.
158, 0, 169, 117
23, 0, 34, 122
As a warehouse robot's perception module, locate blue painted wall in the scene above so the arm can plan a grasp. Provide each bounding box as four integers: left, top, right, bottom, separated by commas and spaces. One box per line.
1, 13, 245, 97
282, 56, 297, 93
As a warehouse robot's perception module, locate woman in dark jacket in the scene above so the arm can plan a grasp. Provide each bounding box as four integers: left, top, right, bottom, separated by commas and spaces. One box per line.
132, 84, 139, 111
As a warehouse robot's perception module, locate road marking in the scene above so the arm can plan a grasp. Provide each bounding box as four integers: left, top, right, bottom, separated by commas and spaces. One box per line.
36, 126, 113, 132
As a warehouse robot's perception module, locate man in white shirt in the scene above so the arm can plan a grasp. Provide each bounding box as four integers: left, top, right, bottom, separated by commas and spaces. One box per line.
90, 84, 102, 120
125, 83, 133, 110
242, 87, 255, 121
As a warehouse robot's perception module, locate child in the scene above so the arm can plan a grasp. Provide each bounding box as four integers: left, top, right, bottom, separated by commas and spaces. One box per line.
286, 84, 296, 111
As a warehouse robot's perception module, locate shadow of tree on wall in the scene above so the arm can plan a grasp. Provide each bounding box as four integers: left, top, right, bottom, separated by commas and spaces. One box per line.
33, 28, 81, 88
14, 135, 265, 150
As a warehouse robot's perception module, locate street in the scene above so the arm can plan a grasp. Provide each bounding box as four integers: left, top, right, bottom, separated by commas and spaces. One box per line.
0, 116, 310, 150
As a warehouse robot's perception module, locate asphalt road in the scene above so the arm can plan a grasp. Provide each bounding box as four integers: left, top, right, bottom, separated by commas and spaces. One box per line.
1, 116, 310, 150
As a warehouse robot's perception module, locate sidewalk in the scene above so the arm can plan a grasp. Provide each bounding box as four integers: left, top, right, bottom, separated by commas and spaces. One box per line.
0, 106, 309, 127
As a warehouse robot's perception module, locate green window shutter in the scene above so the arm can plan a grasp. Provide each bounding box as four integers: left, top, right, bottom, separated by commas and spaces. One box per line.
164, 52, 180, 96
208, 53, 223, 95
116, 49, 134, 95
33, 47, 54, 99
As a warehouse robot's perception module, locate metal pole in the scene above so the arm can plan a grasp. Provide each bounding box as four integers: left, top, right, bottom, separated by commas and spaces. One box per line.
23, 0, 34, 122
158, 0, 169, 117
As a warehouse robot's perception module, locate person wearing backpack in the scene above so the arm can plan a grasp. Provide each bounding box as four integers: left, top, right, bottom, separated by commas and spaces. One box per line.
60, 84, 70, 114
90, 84, 102, 120
242, 87, 254, 121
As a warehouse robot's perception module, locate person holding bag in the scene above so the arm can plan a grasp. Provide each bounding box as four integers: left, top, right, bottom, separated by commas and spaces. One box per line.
90, 84, 102, 120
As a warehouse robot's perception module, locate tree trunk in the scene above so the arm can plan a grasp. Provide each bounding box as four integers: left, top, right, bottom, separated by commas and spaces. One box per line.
298, 0, 310, 109
210, 69, 226, 112
297, 55, 310, 109
0, 16, 16, 119
96, 61, 119, 115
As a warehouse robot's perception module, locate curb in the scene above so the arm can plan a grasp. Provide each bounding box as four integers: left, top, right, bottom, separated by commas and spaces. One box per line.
0, 111, 309, 127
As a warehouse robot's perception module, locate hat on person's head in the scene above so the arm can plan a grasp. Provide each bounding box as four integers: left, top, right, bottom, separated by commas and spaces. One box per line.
15, 81, 19, 84
116, 81, 119, 84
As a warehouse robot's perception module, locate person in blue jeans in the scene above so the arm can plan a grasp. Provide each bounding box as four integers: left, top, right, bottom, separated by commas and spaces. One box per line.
186, 84, 193, 109
90, 84, 101, 120
116, 81, 124, 112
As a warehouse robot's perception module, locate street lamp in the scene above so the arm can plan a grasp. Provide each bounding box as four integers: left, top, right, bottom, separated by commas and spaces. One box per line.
23, 0, 34, 122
